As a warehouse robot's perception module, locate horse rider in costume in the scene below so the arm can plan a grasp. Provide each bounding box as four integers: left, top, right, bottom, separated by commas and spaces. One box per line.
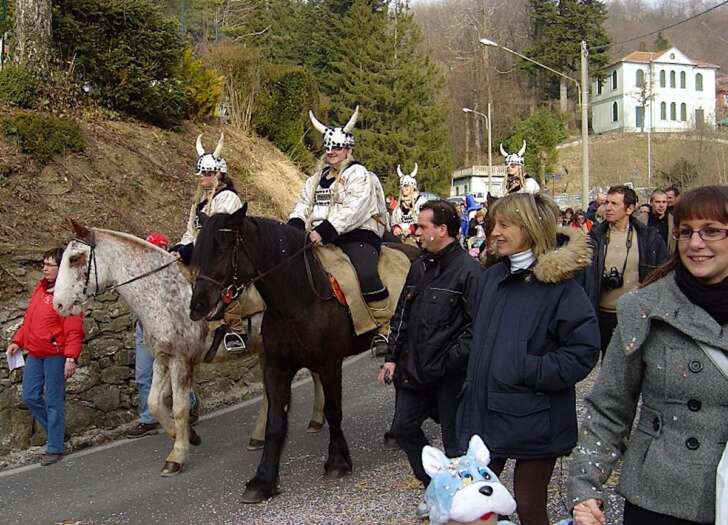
390, 164, 428, 240
500, 141, 541, 195
169, 133, 249, 352
288, 106, 391, 355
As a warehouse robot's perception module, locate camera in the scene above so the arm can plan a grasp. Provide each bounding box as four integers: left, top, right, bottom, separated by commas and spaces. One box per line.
602, 267, 624, 290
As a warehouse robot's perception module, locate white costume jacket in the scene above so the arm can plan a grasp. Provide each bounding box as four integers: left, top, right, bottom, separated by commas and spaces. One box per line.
180, 188, 243, 245
289, 162, 388, 240
502, 176, 540, 195
390, 194, 427, 231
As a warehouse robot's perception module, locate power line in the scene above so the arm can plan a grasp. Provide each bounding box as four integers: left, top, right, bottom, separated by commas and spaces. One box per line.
592, 0, 728, 52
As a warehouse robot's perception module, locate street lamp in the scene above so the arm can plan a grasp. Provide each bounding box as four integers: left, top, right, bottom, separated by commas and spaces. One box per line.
480, 37, 590, 208
462, 106, 493, 195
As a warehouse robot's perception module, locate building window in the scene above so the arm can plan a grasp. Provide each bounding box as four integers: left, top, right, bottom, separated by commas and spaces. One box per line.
696, 73, 703, 91
612, 71, 617, 90
670, 102, 677, 121
636, 69, 645, 88
670, 70, 676, 88
680, 103, 687, 121
596, 80, 602, 96
660, 70, 666, 87
680, 71, 686, 89
612, 101, 618, 122
661, 102, 667, 120
636, 106, 644, 129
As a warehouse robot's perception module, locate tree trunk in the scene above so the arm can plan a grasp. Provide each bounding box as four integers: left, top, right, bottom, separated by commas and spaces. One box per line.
14, 0, 52, 75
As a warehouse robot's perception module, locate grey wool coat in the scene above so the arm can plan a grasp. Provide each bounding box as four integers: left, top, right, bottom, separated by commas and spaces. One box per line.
567, 272, 728, 524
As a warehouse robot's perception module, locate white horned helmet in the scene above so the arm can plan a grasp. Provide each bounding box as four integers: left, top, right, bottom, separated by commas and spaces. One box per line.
500, 140, 527, 166
309, 106, 359, 152
397, 163, 419, 189
195, 133, 227, 175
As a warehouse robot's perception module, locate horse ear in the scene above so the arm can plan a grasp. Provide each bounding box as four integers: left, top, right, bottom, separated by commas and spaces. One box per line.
227, 202, 248, 229
69, 218, 92, 241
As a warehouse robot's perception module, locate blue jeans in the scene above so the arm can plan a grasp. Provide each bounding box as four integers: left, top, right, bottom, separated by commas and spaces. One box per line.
22, 355, 67, 454
135, 322, 198, 424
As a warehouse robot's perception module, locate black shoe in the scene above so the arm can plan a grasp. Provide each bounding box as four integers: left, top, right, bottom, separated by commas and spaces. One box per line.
224, 332, 248, 353
370, 334, 388, 358
40, 453, 64, 466
126, 422, 159, 439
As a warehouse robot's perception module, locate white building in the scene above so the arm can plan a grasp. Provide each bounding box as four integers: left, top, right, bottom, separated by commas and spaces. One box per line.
450, 165, 507, 199
591, 47, 719, 134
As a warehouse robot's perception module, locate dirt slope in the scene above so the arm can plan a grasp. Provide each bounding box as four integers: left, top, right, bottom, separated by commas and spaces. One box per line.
0, 113, 306, 250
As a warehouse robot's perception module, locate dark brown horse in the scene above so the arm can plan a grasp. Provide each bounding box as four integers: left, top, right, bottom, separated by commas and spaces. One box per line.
189, 204, 412, 503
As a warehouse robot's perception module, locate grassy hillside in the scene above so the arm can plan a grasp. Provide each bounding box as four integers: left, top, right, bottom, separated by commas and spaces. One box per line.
554, 130, 728, 194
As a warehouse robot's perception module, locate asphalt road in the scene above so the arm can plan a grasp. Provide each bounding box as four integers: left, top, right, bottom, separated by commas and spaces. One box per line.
0, 353, 432, 525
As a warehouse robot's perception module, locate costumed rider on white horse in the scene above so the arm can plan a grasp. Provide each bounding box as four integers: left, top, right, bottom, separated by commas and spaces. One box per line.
169, 133, 250, 353
288, 106, 391, 356
500, 141, 540, 195
390, 164, 427, 240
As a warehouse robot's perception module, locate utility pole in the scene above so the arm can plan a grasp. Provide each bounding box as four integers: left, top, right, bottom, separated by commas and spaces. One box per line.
487, 102, 493, 194
464, 114, 470, 167
474, 105, 482, 165
580, 41, 590, 208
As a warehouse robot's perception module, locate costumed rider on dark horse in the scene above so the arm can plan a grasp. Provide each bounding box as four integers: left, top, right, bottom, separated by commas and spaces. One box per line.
500, 140, 541, 195
390, 164, 427, 243
288, 106, 392, 356
169, 133, 253, 353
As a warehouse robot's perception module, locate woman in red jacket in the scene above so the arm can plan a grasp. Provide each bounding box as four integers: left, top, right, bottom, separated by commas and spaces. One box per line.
5, 247, 84, 466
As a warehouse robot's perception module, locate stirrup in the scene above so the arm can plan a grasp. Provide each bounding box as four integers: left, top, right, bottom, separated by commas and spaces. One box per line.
224, 332, 247, 353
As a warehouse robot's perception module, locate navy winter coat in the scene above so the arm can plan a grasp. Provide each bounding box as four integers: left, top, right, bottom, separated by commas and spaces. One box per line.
457, 229, 600, 459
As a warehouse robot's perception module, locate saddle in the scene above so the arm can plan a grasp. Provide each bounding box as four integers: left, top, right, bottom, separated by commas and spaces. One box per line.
314, 244, 410, 335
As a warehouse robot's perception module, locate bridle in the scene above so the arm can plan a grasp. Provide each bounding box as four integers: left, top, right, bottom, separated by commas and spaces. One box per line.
73, 238, 178, 298
195, 225, 330, 306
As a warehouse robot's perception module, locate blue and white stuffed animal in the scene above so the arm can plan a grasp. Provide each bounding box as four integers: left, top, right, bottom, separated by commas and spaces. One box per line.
422, 435, 573, 525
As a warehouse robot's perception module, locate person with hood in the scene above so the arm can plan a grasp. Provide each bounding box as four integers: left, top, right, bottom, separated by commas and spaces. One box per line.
569, 185, 728, 525
459, 194, 482, 240
457, 192, 600, 525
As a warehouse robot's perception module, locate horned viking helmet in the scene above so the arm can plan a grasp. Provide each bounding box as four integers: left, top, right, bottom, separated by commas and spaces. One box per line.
309, 106, 359, 152
500, 140, 527, 166
195, 133, 227, 175
397, 163, 419, 189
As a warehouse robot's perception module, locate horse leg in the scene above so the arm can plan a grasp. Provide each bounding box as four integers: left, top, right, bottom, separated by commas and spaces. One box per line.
306, 371, 326, 433
242, 363, 296, 503
148, 355, 174, 437
160, 356, 194, 477
320, 362, 352, 478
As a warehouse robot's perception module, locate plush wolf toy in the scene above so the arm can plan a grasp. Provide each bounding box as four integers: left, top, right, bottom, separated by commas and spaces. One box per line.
422, 435, 572, 525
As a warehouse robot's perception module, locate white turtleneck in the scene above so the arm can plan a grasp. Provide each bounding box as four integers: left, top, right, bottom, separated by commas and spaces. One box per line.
509, 249, 535, 273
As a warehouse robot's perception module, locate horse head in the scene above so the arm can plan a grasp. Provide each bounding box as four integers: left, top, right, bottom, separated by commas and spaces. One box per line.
53, 219, 101, 316
189, 202, 257, 322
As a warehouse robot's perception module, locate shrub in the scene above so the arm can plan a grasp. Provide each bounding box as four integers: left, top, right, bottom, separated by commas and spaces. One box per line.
0, 66, 38, 108
2, 113, 85, 165
253, 64, 321, 166
52, 0, 190, 128
177, 48, 224, 121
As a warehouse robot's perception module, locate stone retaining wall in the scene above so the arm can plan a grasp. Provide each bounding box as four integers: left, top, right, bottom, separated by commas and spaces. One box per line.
0, 248, 261, 459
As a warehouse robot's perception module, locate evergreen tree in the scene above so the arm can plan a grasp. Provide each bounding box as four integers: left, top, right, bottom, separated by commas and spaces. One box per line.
325, 0, 453, 194
525, 0, 610, 106
654, 31, 670, 51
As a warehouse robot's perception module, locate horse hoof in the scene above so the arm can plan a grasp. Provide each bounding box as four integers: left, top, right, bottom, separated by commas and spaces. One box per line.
189, 427, 202, 446
306, 421, 325, 433
247, 438, 265, 451
241, 481, 278, 504
161, 461, 183, 477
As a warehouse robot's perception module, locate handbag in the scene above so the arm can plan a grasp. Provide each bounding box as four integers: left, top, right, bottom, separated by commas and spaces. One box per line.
697, 342, 728, 524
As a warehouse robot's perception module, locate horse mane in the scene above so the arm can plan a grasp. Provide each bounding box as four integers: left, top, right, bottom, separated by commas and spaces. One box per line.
94, 228, 171, 257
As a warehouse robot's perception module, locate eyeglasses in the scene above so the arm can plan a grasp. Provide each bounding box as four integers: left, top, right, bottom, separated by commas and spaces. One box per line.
673, 227, 728, 242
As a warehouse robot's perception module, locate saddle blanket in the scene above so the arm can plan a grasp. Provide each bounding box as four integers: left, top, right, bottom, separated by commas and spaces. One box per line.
314, 244, 410, 336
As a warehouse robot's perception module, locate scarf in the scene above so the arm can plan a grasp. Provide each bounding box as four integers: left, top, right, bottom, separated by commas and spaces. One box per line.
675, 263, 728, 326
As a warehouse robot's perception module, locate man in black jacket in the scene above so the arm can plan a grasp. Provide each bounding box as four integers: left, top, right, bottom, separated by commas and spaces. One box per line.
587, 185, 668, 355
378, 200, 480, 490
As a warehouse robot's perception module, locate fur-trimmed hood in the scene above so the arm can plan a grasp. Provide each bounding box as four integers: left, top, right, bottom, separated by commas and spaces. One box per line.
532, 226, 592, 284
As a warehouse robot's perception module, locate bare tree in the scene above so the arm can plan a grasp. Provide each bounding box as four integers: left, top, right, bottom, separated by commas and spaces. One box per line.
14, 0, 52, 75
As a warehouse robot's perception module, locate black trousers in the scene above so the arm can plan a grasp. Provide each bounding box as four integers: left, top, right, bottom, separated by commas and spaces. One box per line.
390, 376, 464, 487
338, 241, 388, 302
598, 310, 618, 358
623, 501, 712, 525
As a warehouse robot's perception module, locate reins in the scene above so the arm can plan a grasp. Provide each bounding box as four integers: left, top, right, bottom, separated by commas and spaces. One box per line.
74, 238, 179, 297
